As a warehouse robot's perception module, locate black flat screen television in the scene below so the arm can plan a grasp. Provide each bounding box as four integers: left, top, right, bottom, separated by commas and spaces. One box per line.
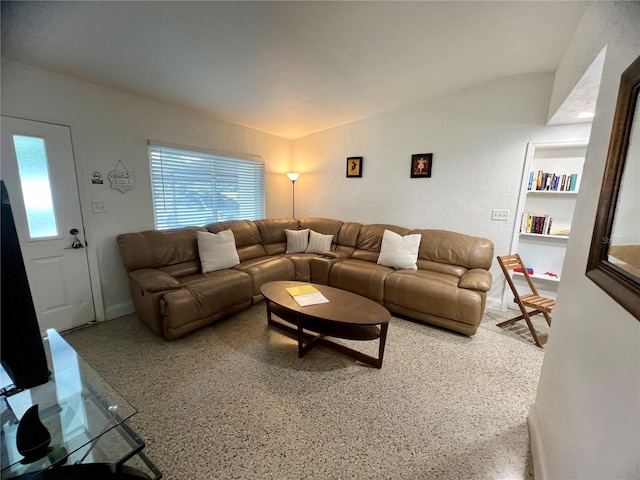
1, 180, 49, 390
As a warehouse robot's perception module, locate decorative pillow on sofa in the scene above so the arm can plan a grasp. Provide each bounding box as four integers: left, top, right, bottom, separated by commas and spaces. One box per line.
377, 229, 421, 270
285, 229, 310, 253
305, 230, 333, 254
197, 230, 240, 273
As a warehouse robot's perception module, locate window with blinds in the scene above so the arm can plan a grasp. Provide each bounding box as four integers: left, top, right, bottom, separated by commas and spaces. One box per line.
149, 143, 265, 230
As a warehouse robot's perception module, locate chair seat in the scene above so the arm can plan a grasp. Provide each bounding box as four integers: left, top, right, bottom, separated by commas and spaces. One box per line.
520, 294, 555, 313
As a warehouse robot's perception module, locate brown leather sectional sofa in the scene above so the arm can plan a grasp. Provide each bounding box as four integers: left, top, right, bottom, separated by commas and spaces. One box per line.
117, 218, 494, 340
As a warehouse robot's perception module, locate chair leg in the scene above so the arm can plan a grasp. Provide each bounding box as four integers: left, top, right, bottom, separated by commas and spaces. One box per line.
542, 311, 552, 327
498, 309, 546, 348
521, 311, 544, 348
497, 314, 525, 328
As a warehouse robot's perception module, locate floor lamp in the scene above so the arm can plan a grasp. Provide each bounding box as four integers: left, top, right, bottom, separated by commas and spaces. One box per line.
286, 173, 300, 219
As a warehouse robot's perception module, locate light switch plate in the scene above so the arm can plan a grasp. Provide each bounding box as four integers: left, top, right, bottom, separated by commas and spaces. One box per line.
491, 209, 509, 221
91, 201, 108, 213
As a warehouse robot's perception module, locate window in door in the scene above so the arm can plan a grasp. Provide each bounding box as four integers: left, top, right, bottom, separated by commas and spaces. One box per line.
12, 135, 59, 239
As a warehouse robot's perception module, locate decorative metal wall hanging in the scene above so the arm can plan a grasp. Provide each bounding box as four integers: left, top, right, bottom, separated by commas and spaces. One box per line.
108, 160, 135, 193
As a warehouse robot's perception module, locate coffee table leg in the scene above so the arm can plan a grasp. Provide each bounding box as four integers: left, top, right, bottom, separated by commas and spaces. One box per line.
376, 322, 389, 369
296, 313, 305, 358
265, 300, 271, 324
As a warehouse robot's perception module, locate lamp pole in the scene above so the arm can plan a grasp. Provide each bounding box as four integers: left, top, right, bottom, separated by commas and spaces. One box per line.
286, 173, 300, 219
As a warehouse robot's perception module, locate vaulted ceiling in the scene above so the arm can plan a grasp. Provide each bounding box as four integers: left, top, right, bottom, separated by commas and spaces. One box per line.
1, 1, 589, 139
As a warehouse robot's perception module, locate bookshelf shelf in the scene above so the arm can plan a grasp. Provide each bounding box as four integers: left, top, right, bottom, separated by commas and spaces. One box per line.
509, 141, 588, 302
526, 190, 578, 196
520, 233, 570, 240
513, 271, 561, 283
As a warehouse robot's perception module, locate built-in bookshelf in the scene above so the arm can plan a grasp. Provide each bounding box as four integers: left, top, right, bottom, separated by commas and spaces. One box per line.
505, 141, 588, 306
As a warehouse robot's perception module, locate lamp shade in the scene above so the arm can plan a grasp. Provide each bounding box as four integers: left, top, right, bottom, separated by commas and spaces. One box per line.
286, 172, 300, 182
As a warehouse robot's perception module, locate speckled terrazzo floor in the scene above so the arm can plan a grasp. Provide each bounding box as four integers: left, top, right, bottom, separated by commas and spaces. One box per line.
63, 304, 547, 480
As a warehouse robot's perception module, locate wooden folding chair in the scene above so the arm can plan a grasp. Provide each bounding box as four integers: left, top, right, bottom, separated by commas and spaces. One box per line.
497, 254, 555, 347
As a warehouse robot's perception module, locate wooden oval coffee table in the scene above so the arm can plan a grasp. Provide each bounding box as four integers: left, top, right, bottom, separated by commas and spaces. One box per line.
260, 281, 391, 368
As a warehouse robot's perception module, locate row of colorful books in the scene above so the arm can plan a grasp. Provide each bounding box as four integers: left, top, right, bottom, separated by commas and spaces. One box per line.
527, 171, 579, 191
520, 213, 553, 235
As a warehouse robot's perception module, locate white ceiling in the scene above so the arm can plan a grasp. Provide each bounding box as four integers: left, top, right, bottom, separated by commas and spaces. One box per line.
1, 1, 589, 139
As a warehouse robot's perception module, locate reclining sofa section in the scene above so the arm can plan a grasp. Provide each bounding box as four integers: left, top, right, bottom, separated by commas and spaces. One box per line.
117, 218, 493, 340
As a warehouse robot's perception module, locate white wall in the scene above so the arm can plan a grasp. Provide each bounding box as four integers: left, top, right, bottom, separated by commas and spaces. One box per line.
530, 2, 640, 479
1, 61, 593, 316
1, 60, 293, 320
292, 73, 590, 306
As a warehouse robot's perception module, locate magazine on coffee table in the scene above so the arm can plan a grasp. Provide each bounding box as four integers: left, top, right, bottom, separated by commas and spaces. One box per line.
285, 284, 329, 307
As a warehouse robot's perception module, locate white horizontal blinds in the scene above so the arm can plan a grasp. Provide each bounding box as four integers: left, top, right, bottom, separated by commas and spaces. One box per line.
149, 144, 265, 230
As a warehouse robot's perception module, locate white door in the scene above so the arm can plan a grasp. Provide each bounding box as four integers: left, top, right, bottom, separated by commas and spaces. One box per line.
1, 116, 94, 333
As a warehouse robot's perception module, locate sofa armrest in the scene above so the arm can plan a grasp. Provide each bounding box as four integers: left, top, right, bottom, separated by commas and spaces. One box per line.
459, 269, 492, 292
310, 256, 345, 285
129, 268, 182, 293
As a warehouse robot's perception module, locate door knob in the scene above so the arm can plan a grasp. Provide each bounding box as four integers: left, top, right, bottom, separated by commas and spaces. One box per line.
69, 228, 84, 249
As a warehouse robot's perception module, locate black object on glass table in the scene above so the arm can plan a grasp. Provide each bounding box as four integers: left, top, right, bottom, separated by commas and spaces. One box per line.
16, 405, 51, 464
0, 180, 50, 391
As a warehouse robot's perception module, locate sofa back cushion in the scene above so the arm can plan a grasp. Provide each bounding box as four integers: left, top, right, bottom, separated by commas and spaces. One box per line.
411, 229, 494, 270
334, 222, 361, 256
298, 218, 343, 239
254, 218, 300, 255
351, 224, 411, 262
206, 220, 266, 262
117, 227, 205, 273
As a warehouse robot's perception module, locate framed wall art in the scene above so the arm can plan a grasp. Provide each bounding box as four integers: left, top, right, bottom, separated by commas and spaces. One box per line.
346, 157, 363, 178
411, 153, 433, 178
586, 53, 640, 320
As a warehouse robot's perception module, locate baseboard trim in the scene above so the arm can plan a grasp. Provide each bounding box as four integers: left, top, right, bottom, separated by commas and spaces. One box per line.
486, 297, 503, 310
104, 301, 135, 321
528, 403, 548, 480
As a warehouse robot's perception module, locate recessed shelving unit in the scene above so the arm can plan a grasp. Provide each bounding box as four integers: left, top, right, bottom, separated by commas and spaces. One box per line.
505, 141, 588, 306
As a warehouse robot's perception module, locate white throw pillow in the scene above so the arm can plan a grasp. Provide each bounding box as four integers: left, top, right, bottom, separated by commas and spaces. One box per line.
377, 229, 421, 270
197, 230, 240, 273
285, 229, 310, 253
305, 230, 334, 254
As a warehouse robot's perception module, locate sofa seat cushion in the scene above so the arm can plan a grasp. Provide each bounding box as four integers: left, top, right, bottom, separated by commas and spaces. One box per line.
384, 270, 484, 325
235, 256, 295, 295
160, 269, 253, 336
328, 259, 393, 303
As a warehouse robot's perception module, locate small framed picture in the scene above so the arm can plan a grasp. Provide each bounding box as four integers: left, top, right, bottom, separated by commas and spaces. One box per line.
346, 157, 363, 177
411, 153, 433, 178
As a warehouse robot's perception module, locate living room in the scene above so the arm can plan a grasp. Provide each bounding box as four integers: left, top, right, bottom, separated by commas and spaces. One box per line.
1, 2, 639, 479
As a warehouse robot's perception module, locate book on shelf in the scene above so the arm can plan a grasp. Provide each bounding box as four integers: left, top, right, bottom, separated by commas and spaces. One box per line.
285, 284, 329, 307
514, 267, 534, 274
520, 212, 553, 235
527, 170, 579, 192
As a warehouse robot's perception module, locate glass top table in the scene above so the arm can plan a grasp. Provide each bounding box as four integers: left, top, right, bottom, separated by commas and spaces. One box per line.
1, 329, 156, 479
